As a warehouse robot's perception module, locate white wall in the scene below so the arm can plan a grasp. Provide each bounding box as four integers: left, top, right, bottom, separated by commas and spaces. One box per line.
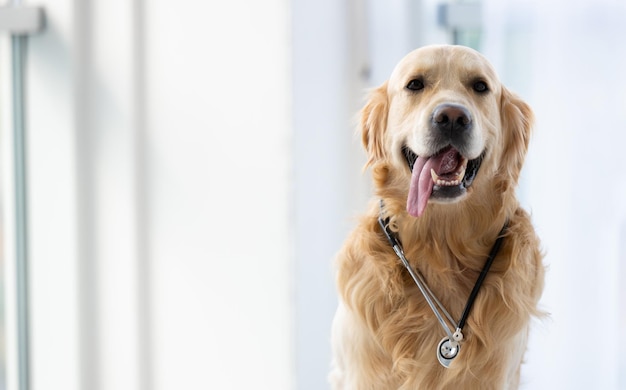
2, 1, 294, 390
292, 0, 369, 388
145, 2, 293, 389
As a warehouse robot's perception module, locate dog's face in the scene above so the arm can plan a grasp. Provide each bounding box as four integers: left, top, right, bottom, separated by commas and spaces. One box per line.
362, 45, 533, 218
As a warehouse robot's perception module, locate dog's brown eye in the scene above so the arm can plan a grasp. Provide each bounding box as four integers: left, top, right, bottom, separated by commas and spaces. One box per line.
406, 79, 425, 91
473, 81, 489, 93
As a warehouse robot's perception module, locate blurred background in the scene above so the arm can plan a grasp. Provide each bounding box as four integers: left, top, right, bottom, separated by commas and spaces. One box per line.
1, 0, 626, 389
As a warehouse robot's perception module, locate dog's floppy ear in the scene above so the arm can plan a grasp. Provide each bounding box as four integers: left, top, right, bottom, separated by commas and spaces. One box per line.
361, 83, 389, 167
499, 86, 534, 184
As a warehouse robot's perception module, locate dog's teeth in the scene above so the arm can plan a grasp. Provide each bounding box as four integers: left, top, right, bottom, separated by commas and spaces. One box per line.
435, 178, 461, 187
431, 169, 440, 182
433, 168, 466, 187
457, 164, 466, 181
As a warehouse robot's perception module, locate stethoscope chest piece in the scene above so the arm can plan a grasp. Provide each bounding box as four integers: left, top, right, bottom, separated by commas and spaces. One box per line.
437, 337, 459, 368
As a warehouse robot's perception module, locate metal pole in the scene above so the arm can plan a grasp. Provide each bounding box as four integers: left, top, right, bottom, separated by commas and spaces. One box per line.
11, 32, 30, 390
2, 4, 44, 389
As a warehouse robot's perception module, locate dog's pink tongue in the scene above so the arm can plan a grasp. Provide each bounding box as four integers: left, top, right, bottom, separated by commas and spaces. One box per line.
407, 149, 456, 217
407, 157, 436, 217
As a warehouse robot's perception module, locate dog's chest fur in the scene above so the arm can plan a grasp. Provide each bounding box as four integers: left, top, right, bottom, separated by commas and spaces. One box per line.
331, 207, 542, 390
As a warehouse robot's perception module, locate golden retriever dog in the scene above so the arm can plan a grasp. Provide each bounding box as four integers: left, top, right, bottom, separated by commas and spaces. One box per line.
330, 45, 544, 389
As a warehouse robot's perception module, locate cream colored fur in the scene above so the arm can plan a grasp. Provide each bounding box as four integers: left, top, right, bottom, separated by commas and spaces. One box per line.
330, 45, 544, 390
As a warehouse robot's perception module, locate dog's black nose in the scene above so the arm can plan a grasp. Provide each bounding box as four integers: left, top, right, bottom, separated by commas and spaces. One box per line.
432, 104, 472, 133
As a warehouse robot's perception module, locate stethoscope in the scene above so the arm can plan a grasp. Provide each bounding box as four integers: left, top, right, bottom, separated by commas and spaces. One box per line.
378, 201, 508, 368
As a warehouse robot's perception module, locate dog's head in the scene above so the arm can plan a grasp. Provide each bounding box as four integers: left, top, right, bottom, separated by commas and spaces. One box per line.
362, 45, 533, 218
